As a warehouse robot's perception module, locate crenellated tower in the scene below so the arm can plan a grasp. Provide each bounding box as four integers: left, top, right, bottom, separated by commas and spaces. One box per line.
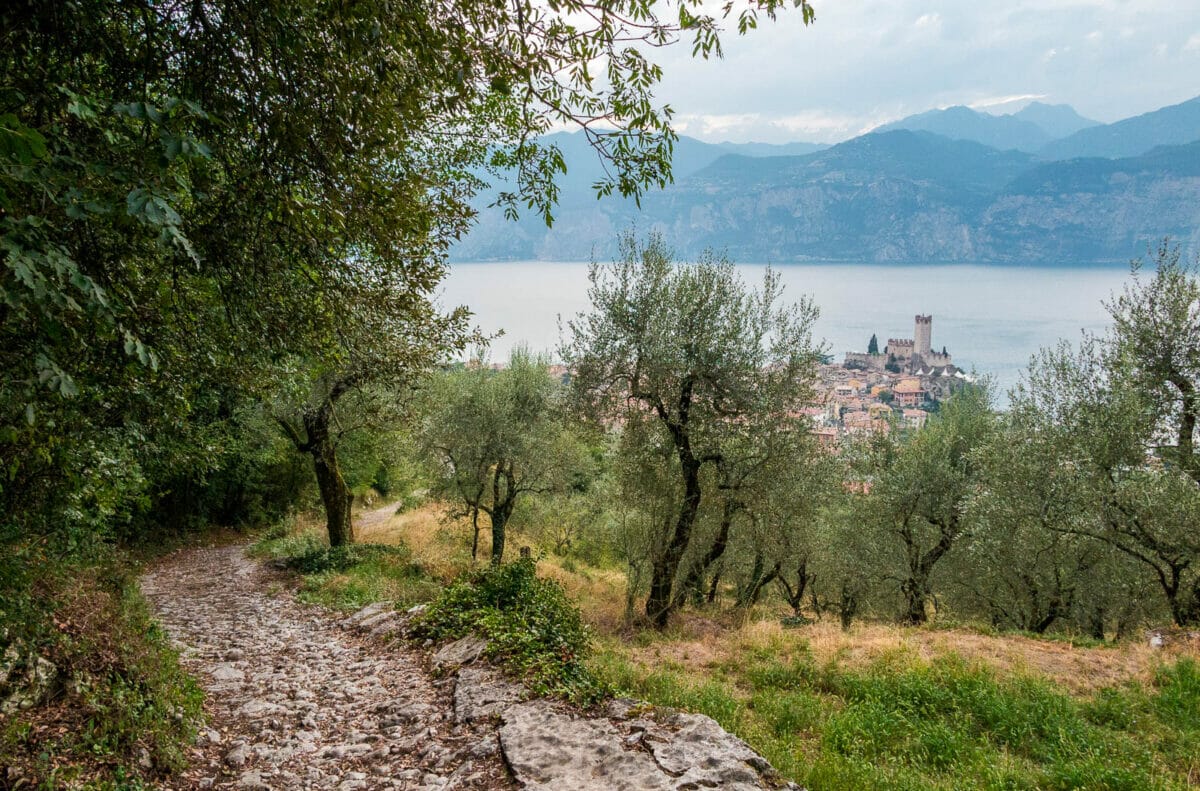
914, 314, 932, 358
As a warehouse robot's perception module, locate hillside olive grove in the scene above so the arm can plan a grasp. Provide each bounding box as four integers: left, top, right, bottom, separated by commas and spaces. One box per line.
415, 240, 1200, 633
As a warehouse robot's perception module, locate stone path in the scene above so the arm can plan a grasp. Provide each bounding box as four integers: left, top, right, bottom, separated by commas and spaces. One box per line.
141, 545, 512, 790
142, 536, 802, 790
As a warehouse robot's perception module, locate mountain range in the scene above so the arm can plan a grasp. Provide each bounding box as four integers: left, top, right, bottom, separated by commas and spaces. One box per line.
453, 96, 1200, 264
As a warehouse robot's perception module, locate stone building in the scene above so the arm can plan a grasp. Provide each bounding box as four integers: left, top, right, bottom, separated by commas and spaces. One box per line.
845, 314, 952, 374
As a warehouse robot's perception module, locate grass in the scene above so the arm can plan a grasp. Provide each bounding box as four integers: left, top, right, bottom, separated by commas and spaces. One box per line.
593, 644, 1200, 790
273, 502, 1200, 790
250, 511, 441, 611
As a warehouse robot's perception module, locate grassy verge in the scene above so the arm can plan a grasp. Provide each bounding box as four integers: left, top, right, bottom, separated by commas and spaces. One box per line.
249, 513, 441, 611
593, 637, 1200, 791
1, 547, 203, 789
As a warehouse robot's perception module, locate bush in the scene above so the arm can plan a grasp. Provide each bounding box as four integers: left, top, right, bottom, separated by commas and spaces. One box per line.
412, 558, 609, 705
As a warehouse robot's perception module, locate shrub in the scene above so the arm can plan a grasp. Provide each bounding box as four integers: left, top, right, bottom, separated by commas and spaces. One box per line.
285, 542, 410, 574
412, 558, 609, 705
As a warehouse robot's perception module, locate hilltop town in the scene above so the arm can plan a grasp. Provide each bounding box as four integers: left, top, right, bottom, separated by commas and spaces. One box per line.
809, 314, 974, 445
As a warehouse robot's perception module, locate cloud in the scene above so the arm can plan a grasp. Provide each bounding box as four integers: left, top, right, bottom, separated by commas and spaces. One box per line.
968, 93, 1048, 110
675, 111, 869, 143
914, 12, 941, 29
650, 0, 1200, 142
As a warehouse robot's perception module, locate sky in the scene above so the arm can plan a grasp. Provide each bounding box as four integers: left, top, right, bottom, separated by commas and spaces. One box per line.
647, 0, 1200, 144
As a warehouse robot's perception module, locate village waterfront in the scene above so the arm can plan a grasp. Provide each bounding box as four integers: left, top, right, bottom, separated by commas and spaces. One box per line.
441, 260, 1133, 405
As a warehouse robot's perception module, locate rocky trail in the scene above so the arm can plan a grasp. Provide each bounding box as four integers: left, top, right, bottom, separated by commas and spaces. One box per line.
141, 532, 801, 790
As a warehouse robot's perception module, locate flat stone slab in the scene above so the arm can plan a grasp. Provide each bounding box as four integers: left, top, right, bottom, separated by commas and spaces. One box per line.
342, 602, 391, 626
499, 700, 803, 791
499, 701, 673, 791
453, 667, 524, 724
646, 712, 775, 790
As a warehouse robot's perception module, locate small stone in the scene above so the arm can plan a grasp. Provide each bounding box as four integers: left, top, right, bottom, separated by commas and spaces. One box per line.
224, 742, 250, 767
468, 736, 498, 758
452, 667, 523, 724
237, 770, 269, 789
197, 727, 223, 746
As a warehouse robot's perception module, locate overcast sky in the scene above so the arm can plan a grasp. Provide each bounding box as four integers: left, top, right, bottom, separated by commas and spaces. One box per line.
649, 0, 1200, 143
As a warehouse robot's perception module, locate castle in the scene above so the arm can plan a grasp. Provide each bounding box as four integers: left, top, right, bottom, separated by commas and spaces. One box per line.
845, 314, 953, 374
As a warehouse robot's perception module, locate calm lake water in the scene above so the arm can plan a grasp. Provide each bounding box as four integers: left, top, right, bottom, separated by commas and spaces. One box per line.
439, 262, 1136, 406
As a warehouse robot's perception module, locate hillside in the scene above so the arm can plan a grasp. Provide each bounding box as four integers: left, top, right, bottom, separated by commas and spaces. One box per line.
455, 130, 1200, 264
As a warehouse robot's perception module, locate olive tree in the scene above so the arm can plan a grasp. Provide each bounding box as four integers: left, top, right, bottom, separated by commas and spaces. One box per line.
1013, 332, 1200, 627
1107, 244, 1200, 482
563, 232, 822, 628
420, 349, 586, 564
855, 386, 997, 625
961, 411, 1106, 633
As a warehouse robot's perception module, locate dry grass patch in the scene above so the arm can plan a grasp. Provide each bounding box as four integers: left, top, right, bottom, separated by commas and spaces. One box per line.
358, 502, 631, 629
618, 616, 1198, 698
356, 500, 1199, 697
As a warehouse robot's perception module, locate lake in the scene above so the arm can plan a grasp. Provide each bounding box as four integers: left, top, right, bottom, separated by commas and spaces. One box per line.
438, 262, 1137, 405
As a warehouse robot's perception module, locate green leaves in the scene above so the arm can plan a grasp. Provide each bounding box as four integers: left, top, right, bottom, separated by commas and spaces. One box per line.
125, 188, 182, 227
35, 354, 79, 398
122, 330, 158, 370
0, 113, 47, 165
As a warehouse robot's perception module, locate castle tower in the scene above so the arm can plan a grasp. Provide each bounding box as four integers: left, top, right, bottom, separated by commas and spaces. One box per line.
914, 315, 932, 358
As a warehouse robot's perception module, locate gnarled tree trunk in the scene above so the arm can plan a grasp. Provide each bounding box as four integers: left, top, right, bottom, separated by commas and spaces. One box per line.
279, 377, 359, 547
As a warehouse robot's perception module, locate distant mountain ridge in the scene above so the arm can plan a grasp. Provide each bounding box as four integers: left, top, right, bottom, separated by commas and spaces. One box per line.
454, 96, 1200, 264
871, 102, 1100, 153
1012, 102, 1098, 139
875, 105, 1053, 152
1039, 96, 1200, 160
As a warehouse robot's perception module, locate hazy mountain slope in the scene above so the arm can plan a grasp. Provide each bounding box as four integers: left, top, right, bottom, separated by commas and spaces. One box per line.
979, 141, 1200, 262
452, 107, 1200, 264
875, 105, 1052, 152
1011, 102, 1099, 139
716, 140, 828, 157
1039, 95, 1200, 160
633, 132, 1033, 262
